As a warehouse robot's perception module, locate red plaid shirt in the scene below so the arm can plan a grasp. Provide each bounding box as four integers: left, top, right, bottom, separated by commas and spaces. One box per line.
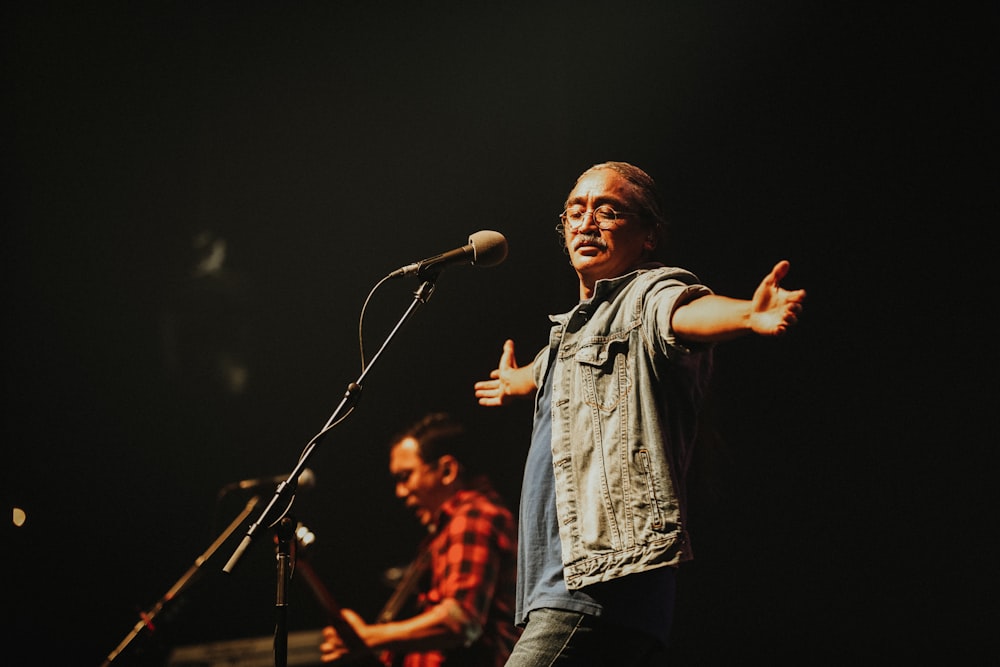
402, 484, 519, 667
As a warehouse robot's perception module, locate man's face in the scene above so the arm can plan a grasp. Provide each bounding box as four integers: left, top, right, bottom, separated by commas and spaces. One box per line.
389, 437, 451, 526
562, 169, 652, 291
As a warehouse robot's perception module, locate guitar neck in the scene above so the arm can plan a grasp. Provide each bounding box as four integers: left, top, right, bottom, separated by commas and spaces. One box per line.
375, 547, 432, 624
295, 556, 383, 664
294, 533, 433, 667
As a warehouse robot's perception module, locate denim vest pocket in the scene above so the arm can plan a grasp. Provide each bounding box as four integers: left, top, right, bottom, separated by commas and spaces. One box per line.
574, 334, 633, 413
636, 448, 665, 531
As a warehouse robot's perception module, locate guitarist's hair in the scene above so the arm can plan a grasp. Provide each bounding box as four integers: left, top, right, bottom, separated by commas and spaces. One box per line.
393, 412, 470, 477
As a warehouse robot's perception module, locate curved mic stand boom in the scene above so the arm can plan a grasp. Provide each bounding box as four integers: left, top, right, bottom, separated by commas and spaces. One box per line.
221, 277, 439, 667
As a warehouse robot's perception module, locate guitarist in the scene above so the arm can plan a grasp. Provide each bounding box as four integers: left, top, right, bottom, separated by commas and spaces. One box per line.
320, 413, 520, 667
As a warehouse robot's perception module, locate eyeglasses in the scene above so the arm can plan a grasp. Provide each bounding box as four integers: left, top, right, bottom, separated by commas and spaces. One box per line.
391, 459, 439, 485
559, 204, 635, 230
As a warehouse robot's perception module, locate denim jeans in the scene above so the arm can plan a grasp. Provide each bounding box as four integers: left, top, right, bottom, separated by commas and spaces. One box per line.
505, 608, 666, 666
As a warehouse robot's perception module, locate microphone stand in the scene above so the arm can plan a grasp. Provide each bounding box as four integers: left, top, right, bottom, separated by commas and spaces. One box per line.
100, 495, 261, 666
274, 516, 296, 667
222, 277, 439, 666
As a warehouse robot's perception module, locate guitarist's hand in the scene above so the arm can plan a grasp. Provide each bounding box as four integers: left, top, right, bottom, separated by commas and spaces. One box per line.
320, 609, 370, 663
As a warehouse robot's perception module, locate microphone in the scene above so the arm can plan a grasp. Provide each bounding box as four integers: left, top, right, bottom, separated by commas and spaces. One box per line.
389, 230, 508, 279
219, 468, 316, 495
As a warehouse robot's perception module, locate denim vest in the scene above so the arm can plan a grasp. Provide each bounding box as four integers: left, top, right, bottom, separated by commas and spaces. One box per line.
532, 265, 714, 590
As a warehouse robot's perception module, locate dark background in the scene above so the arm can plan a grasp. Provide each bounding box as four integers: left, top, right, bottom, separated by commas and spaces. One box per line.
3, 2, 993, 665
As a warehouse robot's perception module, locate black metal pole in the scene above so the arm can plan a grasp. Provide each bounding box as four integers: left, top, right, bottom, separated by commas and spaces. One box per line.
273, 516, 296, 667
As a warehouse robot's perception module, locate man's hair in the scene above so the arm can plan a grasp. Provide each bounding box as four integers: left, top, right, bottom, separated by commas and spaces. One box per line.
393, 412, 468, 469
573, 161, 669, 247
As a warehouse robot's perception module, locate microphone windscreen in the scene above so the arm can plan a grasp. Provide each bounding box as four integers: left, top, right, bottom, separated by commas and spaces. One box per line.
469, 230, 508, 268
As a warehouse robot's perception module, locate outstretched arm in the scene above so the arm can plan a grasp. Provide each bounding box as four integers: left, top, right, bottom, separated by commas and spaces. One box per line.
672, 260, 806, 343
474, 339, 536, 406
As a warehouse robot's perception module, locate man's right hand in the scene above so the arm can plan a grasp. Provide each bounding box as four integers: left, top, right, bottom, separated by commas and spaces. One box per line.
320, 609, 369, 663
474, 339, 536, 406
